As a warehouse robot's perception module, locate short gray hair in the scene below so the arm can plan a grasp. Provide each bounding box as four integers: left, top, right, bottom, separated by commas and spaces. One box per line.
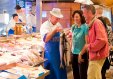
83, 5, 96, 15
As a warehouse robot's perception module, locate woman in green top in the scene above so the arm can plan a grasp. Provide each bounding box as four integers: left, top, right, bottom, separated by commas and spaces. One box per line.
71, 10, 88, 79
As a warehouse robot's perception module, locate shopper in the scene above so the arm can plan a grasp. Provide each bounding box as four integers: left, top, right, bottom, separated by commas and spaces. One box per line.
95, 6, 113, 79
104, 17, 113, 46
70, 10, 88, 79
26, 10, 36, 33
40, 8, 67, 79
79, 5, 109, 79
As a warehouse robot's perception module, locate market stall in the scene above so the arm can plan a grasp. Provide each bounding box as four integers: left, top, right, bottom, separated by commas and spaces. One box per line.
0, 33, 49, 79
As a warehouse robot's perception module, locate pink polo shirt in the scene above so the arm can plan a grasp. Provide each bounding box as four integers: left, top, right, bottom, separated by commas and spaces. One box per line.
88, 19, 109, 60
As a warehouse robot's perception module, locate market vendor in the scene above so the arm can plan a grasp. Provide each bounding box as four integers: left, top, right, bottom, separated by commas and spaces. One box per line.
40, 8, 67, 79
15, 5, 26, 23
26, 10, 37, 33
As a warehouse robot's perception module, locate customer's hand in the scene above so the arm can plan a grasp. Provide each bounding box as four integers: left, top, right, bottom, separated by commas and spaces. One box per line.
78, 53, 84, 64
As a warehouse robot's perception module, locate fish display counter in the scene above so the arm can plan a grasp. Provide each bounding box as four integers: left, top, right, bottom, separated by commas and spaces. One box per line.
0, 33, 49, 79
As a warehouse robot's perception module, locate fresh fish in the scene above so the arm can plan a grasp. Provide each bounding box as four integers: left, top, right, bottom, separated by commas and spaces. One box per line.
60, 31, 70, 68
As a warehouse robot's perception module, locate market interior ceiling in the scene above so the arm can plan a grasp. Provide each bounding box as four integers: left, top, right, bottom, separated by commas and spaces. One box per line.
91, 0, 113, 7
42, 0, 113, 7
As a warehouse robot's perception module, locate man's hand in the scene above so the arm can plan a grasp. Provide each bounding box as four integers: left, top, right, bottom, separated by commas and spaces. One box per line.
53, 26, 63, 32
78, 53, 84, 64
57, 26, 63, 32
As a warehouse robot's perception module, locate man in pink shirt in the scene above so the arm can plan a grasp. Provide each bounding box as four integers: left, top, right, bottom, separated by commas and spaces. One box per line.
79, 5, 109, 79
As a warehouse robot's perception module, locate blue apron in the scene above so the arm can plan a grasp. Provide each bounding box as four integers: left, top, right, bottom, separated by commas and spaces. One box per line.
8, 29, 14, 36
44, 32, 67, 79
32, 27, 36, 32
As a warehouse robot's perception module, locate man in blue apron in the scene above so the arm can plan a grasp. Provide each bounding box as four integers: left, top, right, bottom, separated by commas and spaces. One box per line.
40, 8, 67, 79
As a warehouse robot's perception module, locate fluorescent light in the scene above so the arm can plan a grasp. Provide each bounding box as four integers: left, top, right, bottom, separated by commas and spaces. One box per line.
74, 0, 84, 3
74, 0, 93, 5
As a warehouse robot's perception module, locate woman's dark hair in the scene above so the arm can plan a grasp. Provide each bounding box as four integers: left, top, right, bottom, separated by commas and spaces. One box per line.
98, 16, 111, 30
104, 17, 111, 26
12, 14, 18, 19
98, 17, 107, 29
72, 10, 86, 24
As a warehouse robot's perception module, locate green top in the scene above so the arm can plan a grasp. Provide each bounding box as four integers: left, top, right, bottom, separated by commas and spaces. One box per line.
71, 23, 88, 54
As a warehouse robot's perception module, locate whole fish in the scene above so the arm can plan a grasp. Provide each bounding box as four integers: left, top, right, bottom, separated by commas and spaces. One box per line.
60, 31, 70, 68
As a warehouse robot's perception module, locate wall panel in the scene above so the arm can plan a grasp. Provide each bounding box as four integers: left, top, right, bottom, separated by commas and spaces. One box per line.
42, 2, 80, 28
0, 0, 16, 17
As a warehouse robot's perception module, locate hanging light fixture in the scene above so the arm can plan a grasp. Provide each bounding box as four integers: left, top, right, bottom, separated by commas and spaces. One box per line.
74, 0, 84, 3
74, 0, 93, 5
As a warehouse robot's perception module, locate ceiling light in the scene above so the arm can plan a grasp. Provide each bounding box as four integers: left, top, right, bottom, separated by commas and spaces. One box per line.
74, 0, 93, 5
